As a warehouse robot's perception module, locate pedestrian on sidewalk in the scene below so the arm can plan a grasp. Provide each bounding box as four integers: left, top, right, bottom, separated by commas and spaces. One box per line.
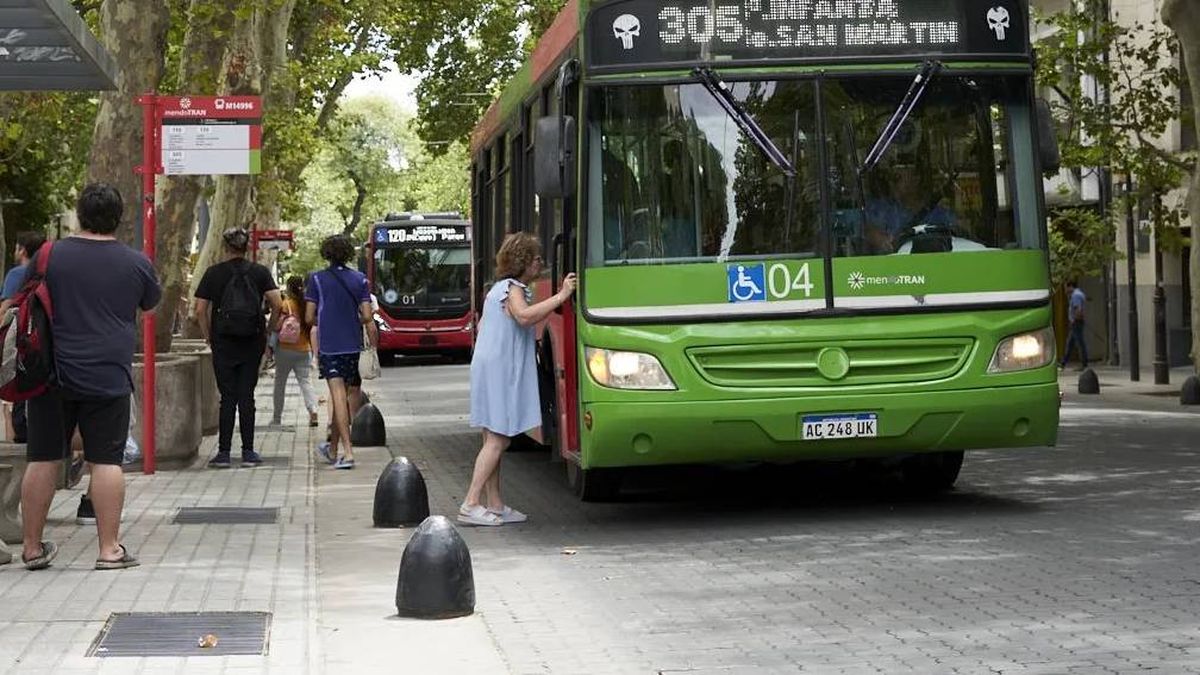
459, 232, 576, 526
194, 228, 283, 468
271, 275, 319, 428
1060, 280, 1089, 370
306, 235, 377, 470
2, 231, 46, 444
20, 183, 161, 571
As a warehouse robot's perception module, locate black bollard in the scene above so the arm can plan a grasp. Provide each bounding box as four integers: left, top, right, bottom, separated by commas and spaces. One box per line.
396, 516, 474, 619
1181, 376, 1200, 406
373, 457, 430, 527
1077, 368, 1100, 395
357, 390, 371, 413
350, 402, 386, 447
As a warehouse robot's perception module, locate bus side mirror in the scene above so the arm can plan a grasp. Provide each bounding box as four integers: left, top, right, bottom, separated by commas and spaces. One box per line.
534, 115, 576, 199
1035, 98, 1061, 174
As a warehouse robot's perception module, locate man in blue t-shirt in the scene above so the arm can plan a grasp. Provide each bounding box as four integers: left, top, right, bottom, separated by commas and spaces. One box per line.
1060, 280, 1089, 370
306, 235, 378, 470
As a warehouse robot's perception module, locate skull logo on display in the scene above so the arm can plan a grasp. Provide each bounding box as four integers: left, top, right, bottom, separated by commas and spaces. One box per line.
986, 6, 1010, 41
613, 14, 640, 51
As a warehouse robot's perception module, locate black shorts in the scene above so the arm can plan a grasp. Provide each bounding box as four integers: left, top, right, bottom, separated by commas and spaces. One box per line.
26, 389, 130, 466
318, 352, 362, 387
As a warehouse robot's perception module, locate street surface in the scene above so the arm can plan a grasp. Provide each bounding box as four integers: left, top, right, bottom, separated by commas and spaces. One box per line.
351, 362, 1200, 674
0, 361, 1197, 674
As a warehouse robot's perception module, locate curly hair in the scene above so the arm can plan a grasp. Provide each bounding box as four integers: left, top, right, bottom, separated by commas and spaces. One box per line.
495, 232, 541, 280
320, 234, 356, 266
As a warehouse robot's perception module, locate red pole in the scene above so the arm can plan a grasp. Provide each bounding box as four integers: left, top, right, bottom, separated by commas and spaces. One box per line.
136, 93, 159, 475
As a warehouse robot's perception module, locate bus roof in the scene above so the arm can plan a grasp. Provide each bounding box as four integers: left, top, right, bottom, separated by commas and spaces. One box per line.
380, 212, 466, 223
470, 0, 580, 156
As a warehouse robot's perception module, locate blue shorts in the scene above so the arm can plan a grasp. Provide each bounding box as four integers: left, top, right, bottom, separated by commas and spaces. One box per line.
318, 352, 361, 387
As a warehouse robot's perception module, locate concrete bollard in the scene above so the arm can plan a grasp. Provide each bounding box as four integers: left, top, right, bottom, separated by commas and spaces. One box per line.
373, 458, 430, 527
350, 403, 386, 447
1077, 368, 1100, 395
1181, 376, 1200, 406
396, 515, 475, 619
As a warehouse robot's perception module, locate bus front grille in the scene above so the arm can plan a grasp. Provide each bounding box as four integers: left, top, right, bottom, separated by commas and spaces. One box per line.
687, 338, 974, 388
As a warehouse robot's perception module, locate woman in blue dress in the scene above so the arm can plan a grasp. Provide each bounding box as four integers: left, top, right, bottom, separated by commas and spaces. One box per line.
459, 232, 576, 526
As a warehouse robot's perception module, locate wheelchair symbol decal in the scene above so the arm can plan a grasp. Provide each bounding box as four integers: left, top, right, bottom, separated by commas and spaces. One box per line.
727, 264, 766, 303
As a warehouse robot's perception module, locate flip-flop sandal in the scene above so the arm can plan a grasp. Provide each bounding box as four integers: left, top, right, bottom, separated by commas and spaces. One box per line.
22, 541, 58, 570
95, 544, 140, 571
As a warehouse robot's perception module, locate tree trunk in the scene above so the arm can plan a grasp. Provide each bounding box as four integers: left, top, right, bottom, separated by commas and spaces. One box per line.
1162, 0, 1200, 372
85, 0, 169, 245
155, 0, 241, 350
189, 0, 296, 300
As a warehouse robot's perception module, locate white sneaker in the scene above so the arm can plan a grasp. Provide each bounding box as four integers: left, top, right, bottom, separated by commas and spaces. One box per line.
487, 505, 528, 524
457, 504, 503, 526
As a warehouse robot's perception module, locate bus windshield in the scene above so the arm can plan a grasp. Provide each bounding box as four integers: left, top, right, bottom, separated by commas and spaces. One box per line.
372, 246, 471, 316
585, 75, 1040, 267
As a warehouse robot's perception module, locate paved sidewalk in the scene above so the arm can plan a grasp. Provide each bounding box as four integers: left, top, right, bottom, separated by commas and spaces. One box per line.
0, 387, 322, 674
1058, 365, 1198, 408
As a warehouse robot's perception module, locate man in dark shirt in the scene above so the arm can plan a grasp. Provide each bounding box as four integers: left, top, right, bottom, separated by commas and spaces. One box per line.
194, 228, 282, 468
20, 183, 162, 571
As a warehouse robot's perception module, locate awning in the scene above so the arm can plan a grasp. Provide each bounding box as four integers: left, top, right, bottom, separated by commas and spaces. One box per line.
0, 0, 118, 91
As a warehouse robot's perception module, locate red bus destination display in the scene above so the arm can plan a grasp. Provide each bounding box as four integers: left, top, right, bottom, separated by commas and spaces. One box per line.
588, 0, 1027, 69
374, 225, 469, 246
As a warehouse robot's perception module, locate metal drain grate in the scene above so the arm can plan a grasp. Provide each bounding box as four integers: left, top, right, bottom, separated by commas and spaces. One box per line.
88, 611, 271, 657
257, 424, 296, 432
173, 507, 279, 525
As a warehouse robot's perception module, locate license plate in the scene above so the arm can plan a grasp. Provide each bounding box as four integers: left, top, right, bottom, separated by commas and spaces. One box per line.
802, 413, 878, 441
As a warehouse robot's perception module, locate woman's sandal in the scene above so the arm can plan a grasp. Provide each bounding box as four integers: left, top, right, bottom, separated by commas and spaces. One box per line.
95, 544, 140, 571
457, 504, 503, 527
22, 541, 58, 571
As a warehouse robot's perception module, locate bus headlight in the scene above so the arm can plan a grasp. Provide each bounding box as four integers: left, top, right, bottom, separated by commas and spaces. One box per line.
585, 347, 676, 390
373, 313, 391, 331
988, 328, 1054, 373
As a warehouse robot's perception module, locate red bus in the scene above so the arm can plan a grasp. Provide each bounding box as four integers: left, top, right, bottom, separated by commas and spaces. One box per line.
365, 213, 474, 361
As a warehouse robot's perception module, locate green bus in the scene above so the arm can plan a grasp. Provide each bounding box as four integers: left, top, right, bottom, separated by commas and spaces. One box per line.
470, 0, 1061, 500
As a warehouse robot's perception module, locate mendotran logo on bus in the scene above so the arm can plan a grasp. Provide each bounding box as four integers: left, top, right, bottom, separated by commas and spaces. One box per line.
847, 271, 926, 290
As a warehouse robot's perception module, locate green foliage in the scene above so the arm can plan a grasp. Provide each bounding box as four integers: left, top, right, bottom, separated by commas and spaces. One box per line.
1048, 207, 1120, 287
290, 96, 469, 276
412, 0, 569, 151
0, 92, 98, 239
1035, 0, 1192, 267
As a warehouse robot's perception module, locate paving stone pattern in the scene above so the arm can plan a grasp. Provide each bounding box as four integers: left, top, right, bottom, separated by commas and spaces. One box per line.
1, 361, 1198, 674
374, 363, 1200, 675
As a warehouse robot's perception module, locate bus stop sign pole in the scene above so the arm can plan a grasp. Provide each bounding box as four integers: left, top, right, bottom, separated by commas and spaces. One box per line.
135, 92, 161, 475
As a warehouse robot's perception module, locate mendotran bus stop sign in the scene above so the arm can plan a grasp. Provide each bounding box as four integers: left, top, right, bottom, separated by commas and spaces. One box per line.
0, 0, 118, 91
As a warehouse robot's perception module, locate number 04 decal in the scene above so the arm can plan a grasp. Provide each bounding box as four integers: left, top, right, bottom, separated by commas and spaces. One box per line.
767, 263, 814, 299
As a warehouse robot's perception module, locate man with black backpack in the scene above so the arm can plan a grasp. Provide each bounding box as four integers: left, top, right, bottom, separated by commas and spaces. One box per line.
194, 228, 282, 468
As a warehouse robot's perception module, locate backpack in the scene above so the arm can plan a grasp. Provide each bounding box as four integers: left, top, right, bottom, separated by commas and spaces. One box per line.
0, 243, 56, 402
278, 310, 302, 345
215, 262, 263, 337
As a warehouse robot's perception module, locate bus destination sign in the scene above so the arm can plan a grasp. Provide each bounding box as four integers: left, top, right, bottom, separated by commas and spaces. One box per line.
587, 0, 1027, 69
375, 225, 469, 246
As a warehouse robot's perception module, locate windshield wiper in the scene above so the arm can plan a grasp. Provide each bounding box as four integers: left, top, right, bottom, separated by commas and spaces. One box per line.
692, 67, 795, 177
859, 60, 942, 174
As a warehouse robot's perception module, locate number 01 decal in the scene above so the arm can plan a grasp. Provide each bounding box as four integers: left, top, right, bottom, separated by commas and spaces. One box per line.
767, 263, 814, 299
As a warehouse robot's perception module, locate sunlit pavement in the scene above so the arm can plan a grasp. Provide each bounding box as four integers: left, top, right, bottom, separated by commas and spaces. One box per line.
1, 359, 1198, 673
